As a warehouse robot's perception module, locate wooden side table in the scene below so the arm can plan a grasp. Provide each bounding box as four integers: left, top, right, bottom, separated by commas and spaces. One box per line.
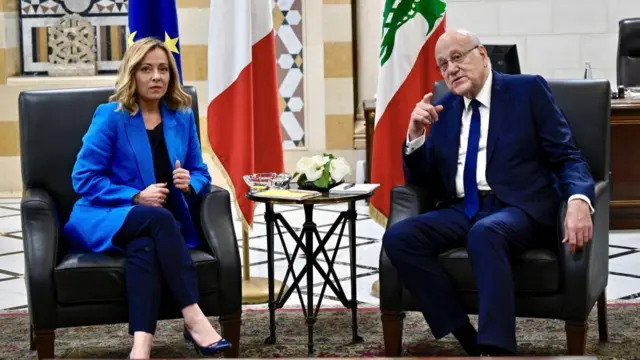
246, 190, 375, 356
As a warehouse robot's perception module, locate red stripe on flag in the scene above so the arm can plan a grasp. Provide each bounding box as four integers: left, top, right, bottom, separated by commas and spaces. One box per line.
208, 30, 284, 227
251, 30, 284, 178
370, 20, 445, 222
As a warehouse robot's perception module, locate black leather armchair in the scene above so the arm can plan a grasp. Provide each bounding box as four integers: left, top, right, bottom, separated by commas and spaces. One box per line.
617, 18, 640, 87
379, 79, 611, 356
18, 86, 242, 359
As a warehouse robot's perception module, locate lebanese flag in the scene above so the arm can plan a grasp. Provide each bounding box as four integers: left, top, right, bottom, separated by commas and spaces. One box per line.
369, 0, 447, 225
207, 0, 284, 228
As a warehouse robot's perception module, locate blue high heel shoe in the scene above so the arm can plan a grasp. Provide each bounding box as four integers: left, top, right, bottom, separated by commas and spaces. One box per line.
183, 330, 232, 355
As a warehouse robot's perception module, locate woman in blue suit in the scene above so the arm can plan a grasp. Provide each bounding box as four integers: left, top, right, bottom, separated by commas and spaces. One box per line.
63, 38, 230, 359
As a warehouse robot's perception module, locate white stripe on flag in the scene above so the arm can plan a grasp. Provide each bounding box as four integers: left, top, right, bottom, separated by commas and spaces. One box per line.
374, 14, 445, 126
251, 0, 274, 46
208, 0, 252, 103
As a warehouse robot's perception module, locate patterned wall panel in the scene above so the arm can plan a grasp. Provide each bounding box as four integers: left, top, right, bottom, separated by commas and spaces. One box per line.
18, 0, 305, 148
273, 0, 305, 149
19, 0, 128, 74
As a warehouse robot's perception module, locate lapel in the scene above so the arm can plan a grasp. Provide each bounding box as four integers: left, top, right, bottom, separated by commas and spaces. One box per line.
161, 103, 178, 171
160, 105, 191, 214
444, 96, 464, 189
486, 71, 507, 165
124, 109, 155, 188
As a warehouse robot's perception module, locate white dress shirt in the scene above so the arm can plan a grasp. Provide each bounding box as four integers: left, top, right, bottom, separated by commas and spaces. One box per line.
405, 72, 593, 211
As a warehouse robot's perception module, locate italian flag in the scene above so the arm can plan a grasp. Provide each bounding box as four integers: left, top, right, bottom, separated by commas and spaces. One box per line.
207, 0, 284, 228
370, 0, 447, 225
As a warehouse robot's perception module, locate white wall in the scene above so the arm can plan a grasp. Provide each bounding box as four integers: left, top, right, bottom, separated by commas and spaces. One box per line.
356, 0, 383, 103
447, 0, 640, 87
358, 0, 640, 97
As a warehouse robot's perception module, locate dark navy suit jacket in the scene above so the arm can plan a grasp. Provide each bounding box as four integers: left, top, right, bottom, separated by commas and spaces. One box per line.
403, 71, 595, 226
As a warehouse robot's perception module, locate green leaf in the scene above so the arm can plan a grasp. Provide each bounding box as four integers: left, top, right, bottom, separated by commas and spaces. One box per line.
296, 173, 307, 185
314, 175, 329, 188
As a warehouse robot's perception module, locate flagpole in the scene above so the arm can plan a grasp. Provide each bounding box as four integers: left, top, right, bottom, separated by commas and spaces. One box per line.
242, 228, 250, 280
241, 222, 287, 304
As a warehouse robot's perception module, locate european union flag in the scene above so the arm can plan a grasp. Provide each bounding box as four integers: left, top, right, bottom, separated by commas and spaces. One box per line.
128, 0, 183, 84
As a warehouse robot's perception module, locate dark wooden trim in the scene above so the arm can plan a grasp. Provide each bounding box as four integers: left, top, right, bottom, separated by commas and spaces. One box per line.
611, 205, 640, 229
610, 100, 640, 229
610, 201, 640, 226
363, 99, 376, 183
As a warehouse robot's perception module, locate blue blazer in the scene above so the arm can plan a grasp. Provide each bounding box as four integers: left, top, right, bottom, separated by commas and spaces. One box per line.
403, 71, 595, 226
63, 101, 212, 252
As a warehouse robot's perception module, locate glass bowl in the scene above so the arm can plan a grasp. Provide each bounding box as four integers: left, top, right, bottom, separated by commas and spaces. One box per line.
271, 173, 293, 189
243, 172, 277, 190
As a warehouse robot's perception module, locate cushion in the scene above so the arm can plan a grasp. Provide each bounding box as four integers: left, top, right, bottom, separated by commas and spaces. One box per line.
55, 249, 218, 304
438, 247, 559, 293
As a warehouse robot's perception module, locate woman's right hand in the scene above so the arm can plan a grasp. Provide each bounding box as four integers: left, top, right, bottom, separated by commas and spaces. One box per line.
134, 183, 170, 207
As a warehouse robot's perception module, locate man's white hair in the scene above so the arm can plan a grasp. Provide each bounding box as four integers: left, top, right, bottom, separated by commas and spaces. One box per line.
447, 29, 482, 47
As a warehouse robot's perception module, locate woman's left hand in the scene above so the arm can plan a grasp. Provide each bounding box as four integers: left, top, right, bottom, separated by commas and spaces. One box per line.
173, 160, 191, 194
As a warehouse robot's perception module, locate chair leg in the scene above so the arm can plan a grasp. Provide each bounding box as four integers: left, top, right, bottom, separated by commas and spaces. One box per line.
565, 320, 587, 355
34, 328, 54, 359
597, 290, 608, 342
220, 312, 241, 358
381, 310, 405, 357
29, 323, 36, 351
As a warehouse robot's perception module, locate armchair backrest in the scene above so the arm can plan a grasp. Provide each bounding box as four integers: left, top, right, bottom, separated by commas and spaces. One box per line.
617, 18, 640, 87
432, 77, 610, 182
18, 86, 201, 227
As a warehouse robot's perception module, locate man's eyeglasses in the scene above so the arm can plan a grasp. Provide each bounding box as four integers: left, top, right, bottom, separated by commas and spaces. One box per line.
437, 46, 479, 73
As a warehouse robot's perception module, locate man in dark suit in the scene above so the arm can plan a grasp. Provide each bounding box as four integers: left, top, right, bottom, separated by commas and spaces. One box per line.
382, 29, 595, 356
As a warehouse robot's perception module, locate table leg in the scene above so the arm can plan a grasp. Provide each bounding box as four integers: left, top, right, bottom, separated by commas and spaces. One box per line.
347, 201, 363, 343
303, 204, 316, 355
262, 201, 364, 353
264, 203, 277, 345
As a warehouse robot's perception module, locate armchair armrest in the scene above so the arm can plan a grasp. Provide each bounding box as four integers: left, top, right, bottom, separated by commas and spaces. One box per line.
379, 184, 435, 310
560, 180, 610, 321
386, 184, 436, 229
199, 185, 242, 314
21, 188, 60, 329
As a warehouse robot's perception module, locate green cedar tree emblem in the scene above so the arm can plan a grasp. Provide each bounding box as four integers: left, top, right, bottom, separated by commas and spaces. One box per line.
379, 0, 447, 66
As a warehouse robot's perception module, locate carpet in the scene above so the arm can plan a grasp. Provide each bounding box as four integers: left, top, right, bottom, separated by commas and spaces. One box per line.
2, 304, 640, 359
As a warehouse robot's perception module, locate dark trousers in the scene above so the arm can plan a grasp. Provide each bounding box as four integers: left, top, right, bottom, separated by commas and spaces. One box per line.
383, 194, 554, 353
113, 206, 200, 335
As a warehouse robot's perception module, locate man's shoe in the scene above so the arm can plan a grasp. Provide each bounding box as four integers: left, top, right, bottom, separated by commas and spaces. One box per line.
452, 322, 480, 356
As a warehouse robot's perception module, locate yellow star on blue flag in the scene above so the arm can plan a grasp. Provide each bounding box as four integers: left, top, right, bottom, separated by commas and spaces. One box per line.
128, 0, 183, 83
164, 32, 179, 54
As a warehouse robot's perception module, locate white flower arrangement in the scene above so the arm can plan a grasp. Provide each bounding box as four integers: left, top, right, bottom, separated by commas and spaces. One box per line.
293, 153, 351, 189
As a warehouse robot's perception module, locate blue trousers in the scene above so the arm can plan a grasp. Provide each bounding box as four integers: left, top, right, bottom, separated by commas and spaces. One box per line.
113, 206, 200, 335
383, 194, 554, 353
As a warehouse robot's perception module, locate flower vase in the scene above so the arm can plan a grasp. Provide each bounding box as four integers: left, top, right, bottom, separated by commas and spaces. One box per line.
298, 180, 343, 193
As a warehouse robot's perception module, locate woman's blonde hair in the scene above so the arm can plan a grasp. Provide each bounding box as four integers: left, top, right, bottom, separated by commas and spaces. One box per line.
110, 37, 191, 114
